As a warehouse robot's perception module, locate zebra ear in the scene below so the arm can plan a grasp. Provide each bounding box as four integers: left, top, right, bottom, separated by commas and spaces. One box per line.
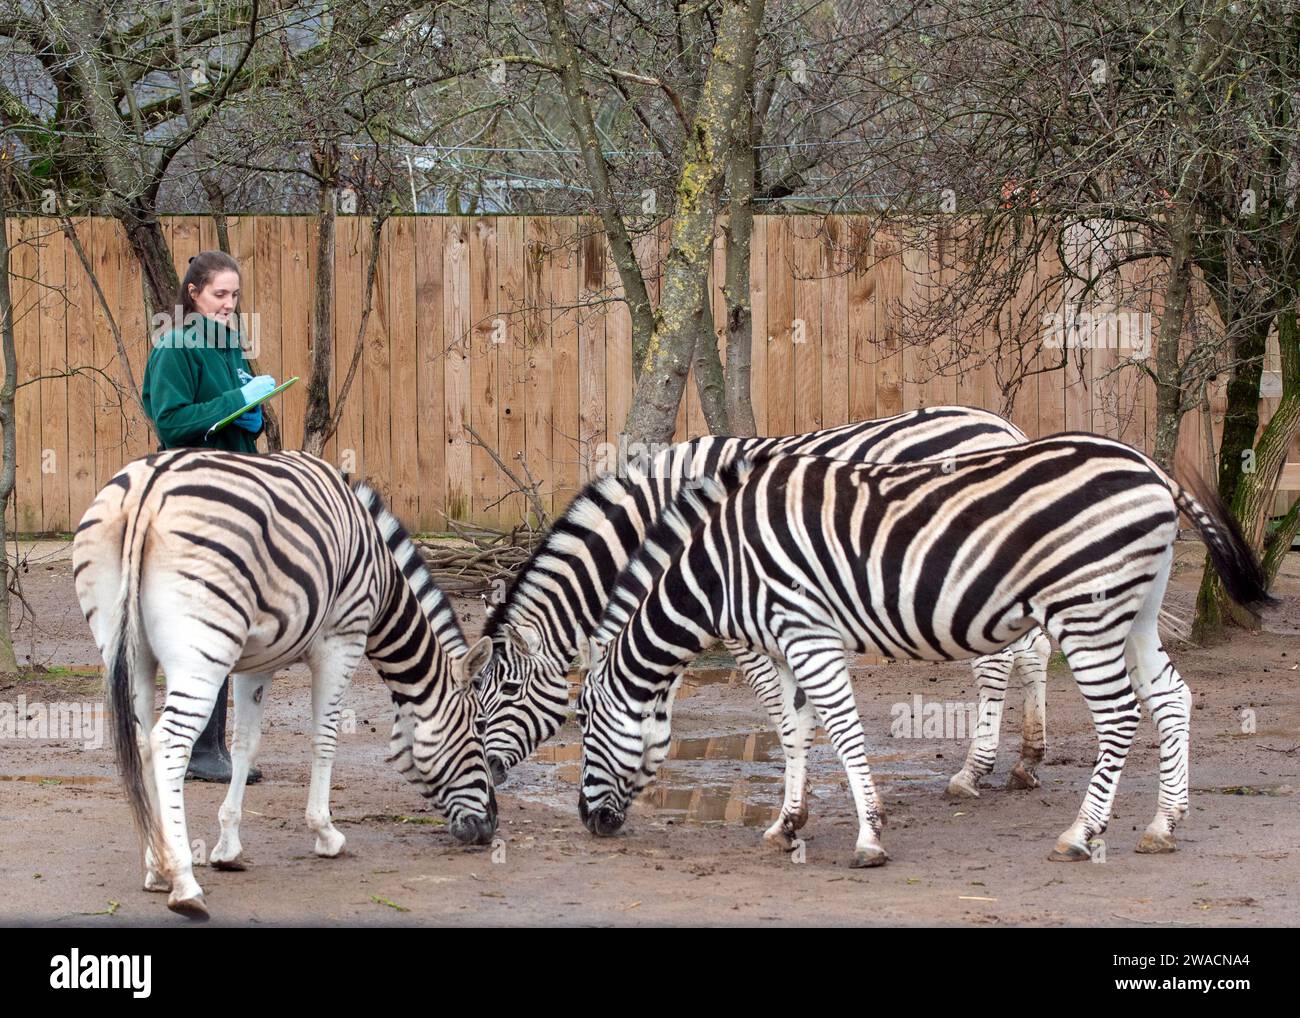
456, 636, 494, 691
505, 623, 541, 656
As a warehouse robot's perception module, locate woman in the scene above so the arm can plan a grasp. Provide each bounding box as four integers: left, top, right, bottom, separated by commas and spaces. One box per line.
142, 250, 277, 782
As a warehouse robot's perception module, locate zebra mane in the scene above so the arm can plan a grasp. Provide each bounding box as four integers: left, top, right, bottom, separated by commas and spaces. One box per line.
351, 482, 469, 654
593, 456, 754, 645
482, 468, 643, 639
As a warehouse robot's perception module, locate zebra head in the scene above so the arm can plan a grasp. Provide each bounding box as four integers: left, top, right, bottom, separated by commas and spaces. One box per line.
389, 635, 498, 844
477, 618, 572, 785
575, 637, 673, 838
353, 480, 500, 846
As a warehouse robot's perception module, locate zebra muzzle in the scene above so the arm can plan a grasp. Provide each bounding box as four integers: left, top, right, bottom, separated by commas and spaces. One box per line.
579, 792, 625, 837
451, 786, 498, 845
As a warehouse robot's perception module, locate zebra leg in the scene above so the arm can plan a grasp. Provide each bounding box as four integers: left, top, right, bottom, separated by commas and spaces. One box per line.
1125, 552, 1189, 855
730, 644, 816, 851
947, 650, 1012, 798
129, 643, 169, 894
783, 634, 888, 867
304, 641, 362, 858
148, 674, 226, 918
1127, 629, 1190, 854
211, 671, 272, 870
1007, 630, 1051, 790
1047, 624, 1141, 862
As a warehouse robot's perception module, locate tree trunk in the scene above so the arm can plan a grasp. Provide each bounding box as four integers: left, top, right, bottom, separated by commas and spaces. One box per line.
1150, 211, 1193, 468
302, 183, 337, 458
723, 100, 758, 437
118, 200, 179, 320
0, 182, 22, 672
1191, 306, 1272, 642
691, 303, 729, 434
624, 0, 766, 443
1244, 293, 1300, 586
542, 0, 657, 374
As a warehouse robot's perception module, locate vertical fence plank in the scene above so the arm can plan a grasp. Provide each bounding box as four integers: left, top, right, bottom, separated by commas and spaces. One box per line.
524, 217, 555, 518
847, 217, 876, 424
67, 218, 98, 523
443, 218, 472, 521
414, 217, 447, 530
333, 216, 367, 473
91, 219, 121, 491
362, 219, 393, 501
821, 215, 849, 427
252, 217, 282, 445
749, 216, 769, 433
552, 217, 581, 509
604, 224, 634, 461
12, 218, 42, 531
792, 217, 823, 431
874, 225, 903, 418
469, 217, 499, 524
577, 222, 606, 482
389, 217, 419, 523
39, 223, 69, 530
118, 226, 151, 462
766, 217, 795, 436
278, 217, 311, 452
497, 215, 528, 520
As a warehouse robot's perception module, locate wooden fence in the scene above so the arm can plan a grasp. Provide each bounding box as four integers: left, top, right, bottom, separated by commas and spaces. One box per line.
3, 215, 1296, 534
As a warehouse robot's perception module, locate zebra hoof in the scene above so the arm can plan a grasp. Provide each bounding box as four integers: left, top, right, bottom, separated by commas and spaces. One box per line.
851, 844, 889, 868
1048, 839, 1091, 862
211, 854, 247, 872
313, 828, 346, 857
167, 892, 210, 921
762, 824, 796, 852
946, 772, 981, 799
143, 871, 170, 893
1007, 761, 1040, 790
1135, 831, 1177, 854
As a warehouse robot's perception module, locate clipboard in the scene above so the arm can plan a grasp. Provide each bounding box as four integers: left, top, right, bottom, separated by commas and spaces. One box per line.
207, 376, 298, 438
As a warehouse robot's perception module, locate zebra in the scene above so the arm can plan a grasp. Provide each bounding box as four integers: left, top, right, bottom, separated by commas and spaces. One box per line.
480, 406, 1051, 846
575, 437, 1275, 868
73, 449, 495, 919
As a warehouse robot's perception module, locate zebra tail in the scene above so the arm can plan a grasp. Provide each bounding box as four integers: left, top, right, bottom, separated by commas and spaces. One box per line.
106, 499, 160, 862
1172, 468, 1278, 611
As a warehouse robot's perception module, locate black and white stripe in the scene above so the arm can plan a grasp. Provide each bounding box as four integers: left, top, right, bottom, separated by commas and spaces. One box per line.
73, 449, 494, 919
481, 406, 1050, 844
576, 436, 1274, 867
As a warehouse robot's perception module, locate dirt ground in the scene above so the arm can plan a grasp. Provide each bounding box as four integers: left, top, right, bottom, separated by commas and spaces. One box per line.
1, 540, 1297, 927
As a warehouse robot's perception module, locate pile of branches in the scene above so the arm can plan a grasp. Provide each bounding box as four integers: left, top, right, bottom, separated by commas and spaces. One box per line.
416, 521, 545, 597
415, 424, 553, 597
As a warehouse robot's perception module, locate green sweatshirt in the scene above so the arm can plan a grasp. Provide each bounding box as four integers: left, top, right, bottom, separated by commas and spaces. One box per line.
142, 317, 263, 453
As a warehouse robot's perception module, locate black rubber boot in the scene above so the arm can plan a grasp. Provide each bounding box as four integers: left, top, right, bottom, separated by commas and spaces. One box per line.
186, 679, 262, 784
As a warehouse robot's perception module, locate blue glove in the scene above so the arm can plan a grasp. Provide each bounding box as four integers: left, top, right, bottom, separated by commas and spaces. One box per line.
234, 405, 263, 432
240, 375, 277, 404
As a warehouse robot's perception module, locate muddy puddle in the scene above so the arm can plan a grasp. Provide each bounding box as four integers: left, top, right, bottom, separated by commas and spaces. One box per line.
523, 730, 943, 828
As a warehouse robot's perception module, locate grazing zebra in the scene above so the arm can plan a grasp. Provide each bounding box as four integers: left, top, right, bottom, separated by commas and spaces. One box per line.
481, 407, 1051, 845
73, 449, 495, 919
575, 437, 1274, 868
